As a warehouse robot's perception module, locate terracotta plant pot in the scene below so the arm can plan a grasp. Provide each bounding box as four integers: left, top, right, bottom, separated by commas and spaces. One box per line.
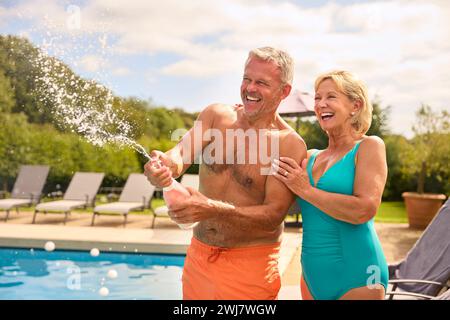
402, 192, 447, 229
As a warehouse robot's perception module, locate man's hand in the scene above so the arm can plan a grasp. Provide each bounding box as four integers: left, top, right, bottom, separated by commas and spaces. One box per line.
149, 150, 175, 168
143, 150, 174, 188
168, 187, 217, 224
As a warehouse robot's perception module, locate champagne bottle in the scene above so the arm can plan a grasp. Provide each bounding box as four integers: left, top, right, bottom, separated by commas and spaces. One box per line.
150, 157, 198, 230
163, 178, 199, 230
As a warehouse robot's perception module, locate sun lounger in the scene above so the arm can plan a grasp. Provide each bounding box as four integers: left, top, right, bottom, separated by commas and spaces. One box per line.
284, 201, 302, 228
0, 165, 49, 221
32, 172, 104, 225
91, 173, 156, 227
386, 198, 450, 299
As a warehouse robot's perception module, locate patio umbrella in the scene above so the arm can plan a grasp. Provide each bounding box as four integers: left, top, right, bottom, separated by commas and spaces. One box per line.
278, 89, 315, 132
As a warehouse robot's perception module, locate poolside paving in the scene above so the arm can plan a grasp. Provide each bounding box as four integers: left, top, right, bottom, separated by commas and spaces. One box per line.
0, 210, 422, 300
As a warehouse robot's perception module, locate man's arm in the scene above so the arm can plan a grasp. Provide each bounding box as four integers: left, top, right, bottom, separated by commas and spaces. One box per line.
144, 104, 220, 186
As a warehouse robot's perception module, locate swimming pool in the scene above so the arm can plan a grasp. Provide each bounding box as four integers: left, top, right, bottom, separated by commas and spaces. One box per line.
0, 247, 185, 300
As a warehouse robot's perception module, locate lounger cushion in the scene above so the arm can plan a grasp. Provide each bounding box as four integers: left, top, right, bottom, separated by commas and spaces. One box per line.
0, 199, 32, 210
94, 202, 144, 214
35, 200, 86, 212
154, 205, 169, 216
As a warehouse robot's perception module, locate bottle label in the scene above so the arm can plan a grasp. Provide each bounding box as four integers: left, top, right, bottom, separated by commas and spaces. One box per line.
163, 183, 175, 192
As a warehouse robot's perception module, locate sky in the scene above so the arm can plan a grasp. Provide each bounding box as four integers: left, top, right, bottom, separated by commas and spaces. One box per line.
1, 0, 449, 138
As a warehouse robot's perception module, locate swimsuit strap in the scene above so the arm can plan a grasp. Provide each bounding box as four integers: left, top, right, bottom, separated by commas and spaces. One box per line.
306, 150, 320, 185
306, 141, 362, 184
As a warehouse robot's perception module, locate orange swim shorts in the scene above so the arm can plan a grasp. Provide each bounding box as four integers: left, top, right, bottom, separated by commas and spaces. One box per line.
182, 236, 281, 300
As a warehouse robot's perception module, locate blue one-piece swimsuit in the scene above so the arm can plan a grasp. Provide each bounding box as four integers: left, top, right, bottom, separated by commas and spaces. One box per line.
297, 142, 388, 300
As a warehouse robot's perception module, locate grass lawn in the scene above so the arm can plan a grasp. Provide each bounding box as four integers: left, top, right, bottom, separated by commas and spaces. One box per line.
150, 200, 409, 223
285, 201, 408, 224
375, 201, 408, 223
10, 196, 408, 224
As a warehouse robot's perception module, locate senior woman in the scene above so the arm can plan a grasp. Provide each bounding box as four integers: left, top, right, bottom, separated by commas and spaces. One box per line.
273, 70, 388, 300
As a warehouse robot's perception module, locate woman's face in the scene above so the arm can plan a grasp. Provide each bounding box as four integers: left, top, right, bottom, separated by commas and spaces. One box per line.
314, 79, 356, 133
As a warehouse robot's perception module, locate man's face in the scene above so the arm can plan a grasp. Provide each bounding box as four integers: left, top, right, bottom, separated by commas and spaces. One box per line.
240, 57, 288, 119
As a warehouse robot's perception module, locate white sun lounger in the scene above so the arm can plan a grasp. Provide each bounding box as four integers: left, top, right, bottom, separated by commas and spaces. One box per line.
0, 165, 50, 221
152, 173, 199, 228
91, 173, 156, 227
32, 172, 104, 225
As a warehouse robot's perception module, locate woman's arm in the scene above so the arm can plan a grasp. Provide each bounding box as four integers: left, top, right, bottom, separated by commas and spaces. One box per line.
273, 136, 387, 224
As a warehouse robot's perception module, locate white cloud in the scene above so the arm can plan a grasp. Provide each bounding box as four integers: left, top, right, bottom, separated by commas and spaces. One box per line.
161, 46, 247, 77
79, 54, 106, 72
3, 0, 450, 136
3, 0, 68, 30
111, 67, 131, 76
0, 7, 7, 28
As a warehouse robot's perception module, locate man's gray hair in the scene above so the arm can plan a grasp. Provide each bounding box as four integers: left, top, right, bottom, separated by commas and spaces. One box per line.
246, 47, 294, 85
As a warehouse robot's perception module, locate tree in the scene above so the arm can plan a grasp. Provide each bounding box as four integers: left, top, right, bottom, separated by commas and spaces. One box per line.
383, 134, 416, 200
295, 118, 328, 150
366, 100, 390, 138
0, 34, 209, 190
0, 113, 31, 191
0, 35, 50, 123
0, 69, 15, 113
401, 105, 449, 194
292, 100, 390, 150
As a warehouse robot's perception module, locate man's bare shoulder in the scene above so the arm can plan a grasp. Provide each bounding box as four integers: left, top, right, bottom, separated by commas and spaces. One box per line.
279, 129, 307, 160
279, 128, 305, 145
202, 103, 237, 116
199, 103, 237, 123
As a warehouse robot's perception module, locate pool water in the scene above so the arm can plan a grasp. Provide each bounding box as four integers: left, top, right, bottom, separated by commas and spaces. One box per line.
0, 247, 185, 300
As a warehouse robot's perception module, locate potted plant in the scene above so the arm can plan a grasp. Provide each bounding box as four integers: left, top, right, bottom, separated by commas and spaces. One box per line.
401, 105, 449, 229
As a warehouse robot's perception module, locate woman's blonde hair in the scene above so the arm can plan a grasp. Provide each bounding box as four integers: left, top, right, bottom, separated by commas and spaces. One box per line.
314, 70, 372, 135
